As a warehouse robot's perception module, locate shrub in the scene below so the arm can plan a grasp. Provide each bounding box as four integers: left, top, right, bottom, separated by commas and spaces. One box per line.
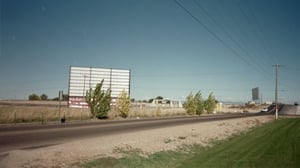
205, 92, 217, 114
29, 94, 40, 101
184, 91, 216, 115
86, 79, 111, 119
194, 91, 204, 115
116, 90, 130, 118
40, 94, 48, 100
183, 92, 196, 115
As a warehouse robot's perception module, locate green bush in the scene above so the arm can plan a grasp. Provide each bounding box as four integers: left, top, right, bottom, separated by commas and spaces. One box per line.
194, 91, 205, 115
116, 90, 130, 118
205, 92, 217, 114
40, 94, 48, 100
183, 92, 196, 115
86, 79, 111, 119
184, 91, 216, 115
28, 93, 40, 100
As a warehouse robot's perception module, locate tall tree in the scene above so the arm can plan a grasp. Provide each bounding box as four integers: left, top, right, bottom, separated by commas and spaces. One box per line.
183, 92, 196, 115
40, 94, 48, 100
155, 96, 164, 100
194, 91, 204, 115
116, 90, 130, 118
86, 79, 111, 119
205, 92, 217, 114
28, 93, 40, 100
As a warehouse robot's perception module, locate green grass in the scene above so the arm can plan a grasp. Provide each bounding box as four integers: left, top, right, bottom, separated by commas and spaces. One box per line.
81, 118, 300, 168
178, 118, 300, 168
81, 148, 198, 168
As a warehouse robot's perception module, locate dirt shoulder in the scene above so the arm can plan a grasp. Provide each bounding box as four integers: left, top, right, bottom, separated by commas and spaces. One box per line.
0, 115, 273, 168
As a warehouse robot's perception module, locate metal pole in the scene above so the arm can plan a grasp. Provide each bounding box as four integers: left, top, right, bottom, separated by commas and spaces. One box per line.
14, 111, 16, 124
83, 75, 86, 98
273, 64, 279, 120
59, 90, 63, 123
83, 74, 88, 109
59, 94, 61, 122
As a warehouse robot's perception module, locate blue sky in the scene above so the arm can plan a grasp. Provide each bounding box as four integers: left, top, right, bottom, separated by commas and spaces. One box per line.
1, 0, 299, 103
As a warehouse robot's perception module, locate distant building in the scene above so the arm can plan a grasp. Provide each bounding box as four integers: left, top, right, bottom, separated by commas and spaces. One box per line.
150, 98, 182, 108
248, 101, 256, 105
216, 102, 223, 112
265, 101, 273, 105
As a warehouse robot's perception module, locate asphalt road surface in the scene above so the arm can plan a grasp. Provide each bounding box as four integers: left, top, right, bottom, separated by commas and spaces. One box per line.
0, 114, 257, 153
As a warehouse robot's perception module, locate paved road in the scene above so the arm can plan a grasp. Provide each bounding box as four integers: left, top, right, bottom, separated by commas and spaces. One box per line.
0, 114, 256, 153
279, 105, 299, 115
259, 104, 299, 116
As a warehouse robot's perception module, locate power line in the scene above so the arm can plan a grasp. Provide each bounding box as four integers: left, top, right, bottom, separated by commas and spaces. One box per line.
173, 0, 251, 66
173, 0, 293, 105
192, 0, 268, 75
233, 0, 274, 72
217, 0, 275, 78
282, 66, 300, 72
237, 0, 279, 64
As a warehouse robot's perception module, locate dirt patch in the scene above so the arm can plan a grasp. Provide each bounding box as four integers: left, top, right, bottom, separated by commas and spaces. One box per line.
0, 115, 273, 168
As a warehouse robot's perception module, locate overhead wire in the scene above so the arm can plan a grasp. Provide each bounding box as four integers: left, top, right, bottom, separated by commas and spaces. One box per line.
234, 0, 284, 89
173, 0, 295, 102
233, 0, 275, 72
274, 65, 300, 103
239, 1, 300, 103
217, 0, 278, 83
244, 0, 280, 64
174, 0, 276, 88
217, 0, 255, 57
218, 0, 275, 79
192, 0, 269, 76
173, 0, 252, 67
216, 0, 274, 82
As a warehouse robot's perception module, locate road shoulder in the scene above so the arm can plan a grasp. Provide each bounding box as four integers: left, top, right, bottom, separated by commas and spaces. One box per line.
0, 115, 273, 168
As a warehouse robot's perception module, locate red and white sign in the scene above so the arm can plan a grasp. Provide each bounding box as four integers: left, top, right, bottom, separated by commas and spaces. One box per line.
68, 66, 130, 108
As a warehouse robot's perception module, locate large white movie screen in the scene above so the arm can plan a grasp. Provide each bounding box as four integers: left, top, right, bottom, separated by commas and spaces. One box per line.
68, 66, 131, 108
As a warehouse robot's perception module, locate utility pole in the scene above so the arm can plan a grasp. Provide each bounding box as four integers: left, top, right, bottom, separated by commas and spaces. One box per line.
273, 64, 280, 120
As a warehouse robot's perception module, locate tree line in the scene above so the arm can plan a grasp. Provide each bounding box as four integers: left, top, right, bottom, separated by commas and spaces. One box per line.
183, 91, 217, 115
28, 93, 68, 101
85, 80, 218, 119
28, 80, 218, 119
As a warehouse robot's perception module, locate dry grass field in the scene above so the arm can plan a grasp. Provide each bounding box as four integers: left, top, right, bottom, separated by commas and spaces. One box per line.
0, 100, 187, 124
0, 100, 266, 124
0, 100, 90, 124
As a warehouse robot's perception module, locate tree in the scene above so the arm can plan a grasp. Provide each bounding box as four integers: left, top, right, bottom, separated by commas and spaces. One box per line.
205, 92, 217, 114
116, 90, 130, 118
155, 96, 164, 100
29, 94, 40, 101
183, 92, 196, 115
40, 94, 48, 100
52, 94, 69, 101
148, 98, 154, 103
194, 91, 204, 115
63, 94, 69, 101
86, 79, 111, 119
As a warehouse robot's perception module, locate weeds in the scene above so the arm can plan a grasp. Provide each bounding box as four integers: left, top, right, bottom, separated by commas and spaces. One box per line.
164, 138, 173, 144
113, 144, 144, 156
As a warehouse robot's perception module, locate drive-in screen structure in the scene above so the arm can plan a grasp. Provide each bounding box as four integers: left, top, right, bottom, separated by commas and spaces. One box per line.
68, 66, 131, 108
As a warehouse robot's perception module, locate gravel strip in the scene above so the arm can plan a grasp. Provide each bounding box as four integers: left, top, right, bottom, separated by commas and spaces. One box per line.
0, 115, 273, 168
